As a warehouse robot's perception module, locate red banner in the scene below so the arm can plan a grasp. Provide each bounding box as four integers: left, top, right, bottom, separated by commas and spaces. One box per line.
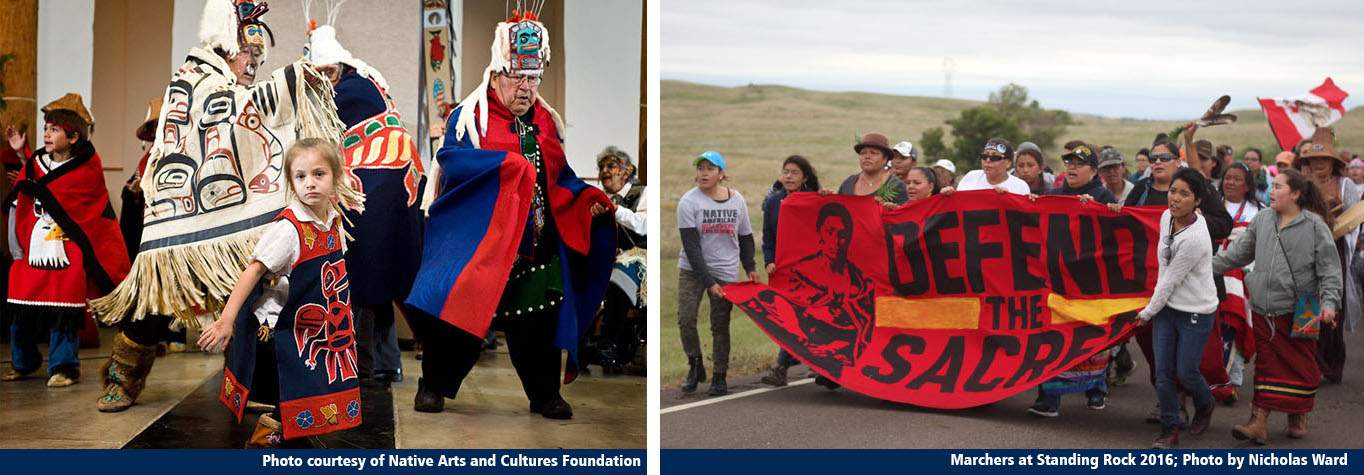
725, 191, 1164, 408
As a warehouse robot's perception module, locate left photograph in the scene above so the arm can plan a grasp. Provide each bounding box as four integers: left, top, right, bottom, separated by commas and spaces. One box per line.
0, 0, 646, 450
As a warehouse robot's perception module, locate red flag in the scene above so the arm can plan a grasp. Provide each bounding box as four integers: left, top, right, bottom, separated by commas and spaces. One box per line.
1258, 78, 1349, 152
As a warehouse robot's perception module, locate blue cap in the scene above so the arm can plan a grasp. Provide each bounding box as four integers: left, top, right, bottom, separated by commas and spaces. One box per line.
694, 150, 726, 170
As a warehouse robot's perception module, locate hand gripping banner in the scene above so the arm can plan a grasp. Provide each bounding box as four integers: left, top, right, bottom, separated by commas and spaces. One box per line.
724, 191, 1163, 408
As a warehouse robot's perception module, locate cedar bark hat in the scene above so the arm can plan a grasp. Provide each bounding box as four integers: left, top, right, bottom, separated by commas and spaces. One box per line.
1293, 127, 1344, 169
854, 132, 893, 157
42, 93, 94, 130
135, 97, 162, 142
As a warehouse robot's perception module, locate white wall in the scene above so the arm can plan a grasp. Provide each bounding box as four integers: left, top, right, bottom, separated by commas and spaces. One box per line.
563, 0, 642, 177
170, 0, 204, 74
36, 0, 95, 129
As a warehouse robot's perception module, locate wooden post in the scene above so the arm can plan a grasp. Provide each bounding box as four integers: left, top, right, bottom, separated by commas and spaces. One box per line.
0, 0, 39, 151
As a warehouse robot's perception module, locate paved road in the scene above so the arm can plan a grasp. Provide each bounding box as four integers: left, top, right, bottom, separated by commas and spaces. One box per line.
662, 327, 1364, 449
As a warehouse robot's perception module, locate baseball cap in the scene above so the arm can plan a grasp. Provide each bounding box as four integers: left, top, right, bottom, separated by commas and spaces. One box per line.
933, 159, 957, 174
1062, 144, 1098, 167
694, 150, 726, 170
1097, 148, 1125, 169
892, 141, 917, 159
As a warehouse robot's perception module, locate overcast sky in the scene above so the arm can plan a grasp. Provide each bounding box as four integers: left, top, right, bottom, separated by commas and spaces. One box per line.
662, 0, 1364, 119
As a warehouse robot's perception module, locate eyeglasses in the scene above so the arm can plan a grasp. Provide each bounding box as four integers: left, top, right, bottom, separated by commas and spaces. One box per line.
979, 154, 1009, 162
502, 74, 543, 86
1150, 153, 1178, 163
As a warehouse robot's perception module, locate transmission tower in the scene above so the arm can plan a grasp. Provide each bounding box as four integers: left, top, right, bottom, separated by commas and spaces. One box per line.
943, 57, 956, 98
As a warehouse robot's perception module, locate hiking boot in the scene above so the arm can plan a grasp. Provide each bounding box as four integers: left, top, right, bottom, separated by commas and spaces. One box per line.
47, 370, 79, 388
1027, 401, 1059, 418
1152, 427, 1179, 449
530, 398, 573, 420
814, 375, 841, 390
1189, 404, 1214, 435
96, 333, 158, 413
1284, 413, 1308, 439
1232, 406, 1269, 445
245, 413, 283, 448
708, 372, 728, 396
680, 356, 705, 393
760, 364, 789, 387
413, 377, 444, 413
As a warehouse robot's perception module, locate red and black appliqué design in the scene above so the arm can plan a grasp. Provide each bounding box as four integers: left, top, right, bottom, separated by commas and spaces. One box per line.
293, 259, 358, 384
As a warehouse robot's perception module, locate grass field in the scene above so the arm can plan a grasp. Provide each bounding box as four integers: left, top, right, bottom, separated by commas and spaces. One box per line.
658, 79, 1364, 385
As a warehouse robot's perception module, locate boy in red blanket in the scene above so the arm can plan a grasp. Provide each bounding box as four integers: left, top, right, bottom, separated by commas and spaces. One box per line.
3, 94, 129, 387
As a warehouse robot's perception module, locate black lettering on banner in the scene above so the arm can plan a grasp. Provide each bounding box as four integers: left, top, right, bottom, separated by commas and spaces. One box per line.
923, 212, 966, 295
1054, 324, 1107, 371
986, 296, 1005, 329
1004, 330, 1065, 388
1099, 215, 1149, 294
1011, 295, 1045, 330
1047, 214, 1102, 295
906, 336, 964, 392
1006, 210, 1044, 291
862, 334, 925, 383
962, 210, 1004, 293
962, 335, 1021, 392
884, 221, 931, 296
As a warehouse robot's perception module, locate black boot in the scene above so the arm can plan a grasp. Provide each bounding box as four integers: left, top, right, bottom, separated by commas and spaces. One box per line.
530, 398, 574, 420
708, 372, 728, 396
680, 356, 705, 393
413, 377, 444, 413
761, 364, 789, 387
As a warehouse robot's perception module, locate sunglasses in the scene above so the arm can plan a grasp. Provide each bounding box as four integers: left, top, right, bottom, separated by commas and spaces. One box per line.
1062, 157, 1090, 167
979, 154, 1009, 162
1150, 153, 1178, 163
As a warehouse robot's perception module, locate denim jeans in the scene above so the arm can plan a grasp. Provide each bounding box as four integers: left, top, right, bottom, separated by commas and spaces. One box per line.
1152, 306, 1214, 430
9, 320, 80, 375
775, 349, 800, 368
1034, 385, 1107, 411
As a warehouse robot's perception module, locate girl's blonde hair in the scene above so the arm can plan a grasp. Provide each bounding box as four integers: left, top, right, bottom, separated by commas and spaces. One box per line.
283, 138, 365, 214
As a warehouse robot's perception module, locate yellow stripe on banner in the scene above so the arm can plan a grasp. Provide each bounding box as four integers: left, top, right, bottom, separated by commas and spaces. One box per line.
1254, 384, 1317, 395
875, 297, 981, 329
1048, 294, 1148, 325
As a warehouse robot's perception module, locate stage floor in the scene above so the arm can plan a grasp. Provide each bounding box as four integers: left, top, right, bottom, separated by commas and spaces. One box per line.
0, 328, 645, 449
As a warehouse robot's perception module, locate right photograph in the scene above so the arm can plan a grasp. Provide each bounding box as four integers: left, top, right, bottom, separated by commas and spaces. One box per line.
659, 0, 1364, 450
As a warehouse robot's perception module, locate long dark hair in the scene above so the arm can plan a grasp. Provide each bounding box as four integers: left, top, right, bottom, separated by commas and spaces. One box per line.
1219, 162, 1261, 209
1279, 168, 1335, 227
771, 154, 821, 192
